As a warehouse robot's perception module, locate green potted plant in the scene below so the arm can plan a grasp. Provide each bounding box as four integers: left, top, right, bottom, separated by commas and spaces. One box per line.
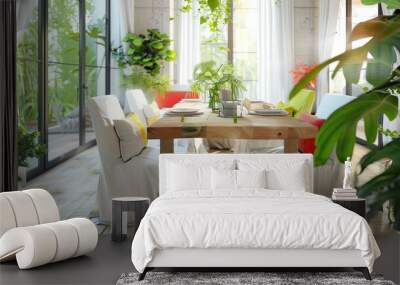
191, 60, 245, 117
18, 125, 46, 186
112, 28, 176, 97
290, 1, 400, 230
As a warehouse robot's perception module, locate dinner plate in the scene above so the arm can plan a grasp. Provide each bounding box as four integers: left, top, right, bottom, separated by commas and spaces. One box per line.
252, 109, 288, 116
170, 108, 199, 114
166, 111, 203, 116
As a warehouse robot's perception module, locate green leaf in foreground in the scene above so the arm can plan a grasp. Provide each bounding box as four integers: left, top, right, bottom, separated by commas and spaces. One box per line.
314, 93, 398, 166
357, 140, 400, 220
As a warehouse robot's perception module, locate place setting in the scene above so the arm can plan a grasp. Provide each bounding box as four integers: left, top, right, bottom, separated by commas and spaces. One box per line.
165, 107, 204, 117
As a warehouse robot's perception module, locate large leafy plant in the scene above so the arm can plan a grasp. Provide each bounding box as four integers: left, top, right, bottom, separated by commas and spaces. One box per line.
113, 29, 176, 76
290, 2, 400, 227
112, 29, 175, 95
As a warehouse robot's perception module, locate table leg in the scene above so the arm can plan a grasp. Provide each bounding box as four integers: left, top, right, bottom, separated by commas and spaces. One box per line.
284, 139, 298, 153
160, 139, 174, 153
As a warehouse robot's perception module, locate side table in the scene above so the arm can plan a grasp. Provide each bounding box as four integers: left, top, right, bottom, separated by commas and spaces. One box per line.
112, 197, 150, 242
332, 198, 366, 218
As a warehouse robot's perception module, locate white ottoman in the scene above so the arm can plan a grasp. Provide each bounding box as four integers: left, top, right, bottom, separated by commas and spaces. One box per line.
0, 189, 98, 269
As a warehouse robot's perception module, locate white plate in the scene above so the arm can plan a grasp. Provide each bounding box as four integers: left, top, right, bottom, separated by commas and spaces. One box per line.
171, 108, 199, 114
166, 111, 203, 116
251, 109, 288, 116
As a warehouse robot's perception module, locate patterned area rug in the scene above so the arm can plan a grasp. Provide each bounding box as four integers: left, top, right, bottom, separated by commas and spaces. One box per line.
116, 272, 395, 285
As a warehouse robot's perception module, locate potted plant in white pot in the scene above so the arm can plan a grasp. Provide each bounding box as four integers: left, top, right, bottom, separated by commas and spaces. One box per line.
18, 125, 46, 187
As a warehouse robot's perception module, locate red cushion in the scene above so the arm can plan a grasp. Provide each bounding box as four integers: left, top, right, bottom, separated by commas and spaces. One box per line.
298, 113, 325, 154
155, 91, 199, 108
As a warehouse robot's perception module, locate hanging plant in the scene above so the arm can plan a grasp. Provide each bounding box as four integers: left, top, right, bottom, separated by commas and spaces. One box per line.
112, 29, 176, 95
112, 29, 176, 77
180, 0, 232, 33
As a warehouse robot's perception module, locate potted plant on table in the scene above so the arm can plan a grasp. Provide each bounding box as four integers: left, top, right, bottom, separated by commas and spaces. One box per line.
290, 1, 400, 230
112, 29, 176, 98
17, 125, 46, 187
191, 61, 246, 119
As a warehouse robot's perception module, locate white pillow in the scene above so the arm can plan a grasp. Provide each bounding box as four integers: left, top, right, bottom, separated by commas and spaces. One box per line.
167, 163, 212, 191
113, 119, 145, 162
266, 167, 306, 191
236, 169, 267, 189
212, 168, 236, 190
237, 159, 308, 191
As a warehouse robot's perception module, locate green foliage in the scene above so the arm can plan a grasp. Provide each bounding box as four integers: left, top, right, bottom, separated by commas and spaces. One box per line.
314, 93, 398, 165
362, 0, 400, 9
289, 5, 400, 225
113, 29, 176, 76
120, 66, 171, 96
18, 125, 46, 167
191, 61, 245, 109
180, 0, 232, 33
357, 140, 400, 229
289, 14, 400, 166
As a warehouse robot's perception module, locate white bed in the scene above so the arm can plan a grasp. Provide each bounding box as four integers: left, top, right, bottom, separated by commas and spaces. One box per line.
131, 154, 380, 280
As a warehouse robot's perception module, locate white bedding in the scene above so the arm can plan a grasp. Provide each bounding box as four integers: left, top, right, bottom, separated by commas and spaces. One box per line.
131, 190, 380, 273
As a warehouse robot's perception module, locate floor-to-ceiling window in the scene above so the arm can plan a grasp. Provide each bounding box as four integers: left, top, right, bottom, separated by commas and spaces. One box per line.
16, 0, 113, 180
85, 0, 107, 143
16, 0, 40, 171
232, 0, 257, 99
47, 0, 81, 161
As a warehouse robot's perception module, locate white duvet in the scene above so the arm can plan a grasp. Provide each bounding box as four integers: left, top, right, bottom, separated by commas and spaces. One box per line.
131, 190, 380, 272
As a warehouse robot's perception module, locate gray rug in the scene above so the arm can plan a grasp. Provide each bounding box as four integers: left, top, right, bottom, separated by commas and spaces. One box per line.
116, 272, 395, 285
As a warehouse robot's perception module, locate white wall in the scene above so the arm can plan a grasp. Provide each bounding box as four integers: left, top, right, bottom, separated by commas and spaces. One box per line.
294, 0, 319, 65
134, 0, 171, 34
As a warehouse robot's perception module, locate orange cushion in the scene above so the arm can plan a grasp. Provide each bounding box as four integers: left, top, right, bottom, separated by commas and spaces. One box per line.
298, 113, 325, 154
155, 91, 199, 108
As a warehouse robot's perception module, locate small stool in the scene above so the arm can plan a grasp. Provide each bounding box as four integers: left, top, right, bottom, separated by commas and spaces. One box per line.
112, 197, 150, 242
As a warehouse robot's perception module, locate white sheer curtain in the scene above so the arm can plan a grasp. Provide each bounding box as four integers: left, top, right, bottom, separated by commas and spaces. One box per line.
110, 0, 134, 99
257, 0, 295, 104
316, 0, 341, 105
121, 0, 135, 33
174, 0, 201, 86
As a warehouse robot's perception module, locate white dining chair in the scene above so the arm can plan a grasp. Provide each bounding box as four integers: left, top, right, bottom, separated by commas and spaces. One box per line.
88, 95, 159, 224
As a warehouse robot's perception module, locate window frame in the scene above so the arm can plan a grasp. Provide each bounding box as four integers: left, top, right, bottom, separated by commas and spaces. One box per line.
22, 0, 112, 180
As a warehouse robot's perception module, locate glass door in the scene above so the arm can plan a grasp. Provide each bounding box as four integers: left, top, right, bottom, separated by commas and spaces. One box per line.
16, 0, 109, 179
47, 0, 80, 161
84, 0, 106, 143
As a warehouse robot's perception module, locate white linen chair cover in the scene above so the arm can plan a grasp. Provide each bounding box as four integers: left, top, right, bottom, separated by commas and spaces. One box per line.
88, 95, 159, 223
124, 89, 194, 152
0, 189, 97, 269
124, 89, 149, 126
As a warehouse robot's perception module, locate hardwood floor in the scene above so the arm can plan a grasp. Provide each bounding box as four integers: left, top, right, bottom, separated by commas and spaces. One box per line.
23, 146, 101, 219
0, 235, 133, 285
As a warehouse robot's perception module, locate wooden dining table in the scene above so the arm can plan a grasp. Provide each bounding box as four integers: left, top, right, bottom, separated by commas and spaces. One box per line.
148, 102, 318, 153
